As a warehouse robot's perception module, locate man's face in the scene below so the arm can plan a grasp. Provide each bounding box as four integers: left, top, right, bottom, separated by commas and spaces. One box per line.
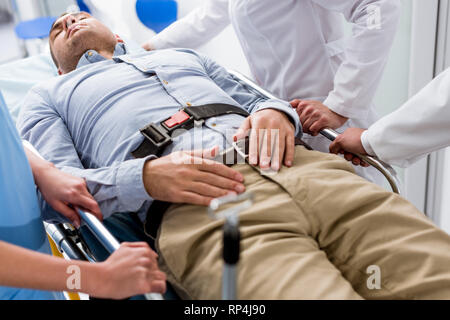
49, 12, 117, 74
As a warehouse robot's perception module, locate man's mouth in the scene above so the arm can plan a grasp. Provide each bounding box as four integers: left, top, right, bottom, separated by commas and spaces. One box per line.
67, 23, 88, 39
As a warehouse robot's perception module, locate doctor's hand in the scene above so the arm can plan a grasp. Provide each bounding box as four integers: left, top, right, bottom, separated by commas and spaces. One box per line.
233, 109, 296, 171
143, 147, 246, 206
142, 40, 155, 51
291, 99, 348, 136
329, 128, 370, 167
33, 163, 103, 227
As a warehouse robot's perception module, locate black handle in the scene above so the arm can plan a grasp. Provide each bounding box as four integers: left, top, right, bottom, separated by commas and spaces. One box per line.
223, 221, 240, 265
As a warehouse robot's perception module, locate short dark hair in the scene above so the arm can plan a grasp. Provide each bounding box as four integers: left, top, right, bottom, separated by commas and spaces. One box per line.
49, 12, 69, 68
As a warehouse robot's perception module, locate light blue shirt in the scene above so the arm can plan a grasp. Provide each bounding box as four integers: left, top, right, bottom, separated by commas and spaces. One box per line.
17, 44, 300, 222
0, 91, 63, 300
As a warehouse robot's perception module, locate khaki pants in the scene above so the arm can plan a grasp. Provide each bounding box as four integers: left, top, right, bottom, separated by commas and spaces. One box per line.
156, 146, 450, 299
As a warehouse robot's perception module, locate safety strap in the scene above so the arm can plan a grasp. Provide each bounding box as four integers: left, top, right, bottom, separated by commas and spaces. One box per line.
132, 103, 249, 158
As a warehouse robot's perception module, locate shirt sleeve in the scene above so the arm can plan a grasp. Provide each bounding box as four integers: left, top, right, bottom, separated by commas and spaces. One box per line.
17, 88, 153, 221
311, 0, 401, 119
200, 53, 301, 136
364, 68, 450, 168
150, 0, 230, 50
360, 130, 375, 156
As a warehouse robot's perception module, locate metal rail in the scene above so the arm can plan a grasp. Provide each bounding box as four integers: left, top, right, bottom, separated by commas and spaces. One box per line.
77, 210, 164, 301
29, 141, 163, 300
227, 69, 403, 195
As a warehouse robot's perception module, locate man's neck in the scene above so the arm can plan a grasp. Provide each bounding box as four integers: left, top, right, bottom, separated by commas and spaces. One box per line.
97, 49, 114, 60
96, 41, 117, 60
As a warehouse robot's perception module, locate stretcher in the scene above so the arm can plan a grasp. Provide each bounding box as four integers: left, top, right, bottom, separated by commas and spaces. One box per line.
41, 70, 402, 301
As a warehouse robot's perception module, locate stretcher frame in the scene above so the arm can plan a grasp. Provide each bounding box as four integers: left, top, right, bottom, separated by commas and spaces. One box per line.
43, 69, 403, 300
227, 69, 403, 195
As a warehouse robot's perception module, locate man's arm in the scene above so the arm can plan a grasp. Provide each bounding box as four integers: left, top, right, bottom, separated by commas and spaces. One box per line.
200, 54, 301, 135
298, 0, 401, 135
0, 240, 166, 299
18, 88, 246, 211
143, 0, 230, 50
17, 89, 153, 220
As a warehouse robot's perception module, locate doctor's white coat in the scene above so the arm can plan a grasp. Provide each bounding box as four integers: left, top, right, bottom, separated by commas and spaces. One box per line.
150, 0, 401, 183
362, 68, 450, 168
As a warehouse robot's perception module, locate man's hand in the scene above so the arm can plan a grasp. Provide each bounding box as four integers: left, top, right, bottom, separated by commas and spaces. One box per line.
329, 128, 370, 167
33, 163, 102, 227
90, 242, 166, 299
233, 109, 295, 171
143, 147, 246, 206
291, 99, 348, 136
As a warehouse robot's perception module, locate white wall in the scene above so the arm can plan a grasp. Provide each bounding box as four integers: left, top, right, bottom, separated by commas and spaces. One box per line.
13, 0, 41, 20
176, 0, 251, 77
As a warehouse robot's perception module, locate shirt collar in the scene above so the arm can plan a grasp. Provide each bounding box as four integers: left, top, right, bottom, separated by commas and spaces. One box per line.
76, 42, 128, 69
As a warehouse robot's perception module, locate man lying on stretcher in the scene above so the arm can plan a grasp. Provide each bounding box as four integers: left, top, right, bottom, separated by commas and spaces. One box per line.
17, 12, 450, 299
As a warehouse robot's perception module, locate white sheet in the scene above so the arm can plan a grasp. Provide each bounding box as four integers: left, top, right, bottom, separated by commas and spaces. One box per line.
0, 54, 57, 122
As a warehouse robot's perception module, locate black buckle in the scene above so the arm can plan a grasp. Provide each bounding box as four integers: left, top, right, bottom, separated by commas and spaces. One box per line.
140, 123, 172, 152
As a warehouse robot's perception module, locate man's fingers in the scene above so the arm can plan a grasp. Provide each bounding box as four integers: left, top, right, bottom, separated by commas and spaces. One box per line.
194, 171, 245, 194
179, 191, 213, 206
284, 133, 295, 167
259, 129, 271, 169
249, 128, 259, 165
186, 146, 219, 159
196, 160, 244, 182
187, 182, 239, 199
233, 117, 251, 141
150, 280, 167, 294
271, 131, 282, 171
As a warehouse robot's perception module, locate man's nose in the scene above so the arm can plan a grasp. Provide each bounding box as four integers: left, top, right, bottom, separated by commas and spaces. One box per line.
65, 15, 77, 29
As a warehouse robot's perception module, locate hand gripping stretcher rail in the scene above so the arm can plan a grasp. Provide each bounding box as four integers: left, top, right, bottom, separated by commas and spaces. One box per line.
44, 70, 403, 300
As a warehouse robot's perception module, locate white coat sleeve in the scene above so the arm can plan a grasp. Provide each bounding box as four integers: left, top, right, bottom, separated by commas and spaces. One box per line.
364, 68, 450, 168
311, 0, 401, 119
150, 0, 230, 50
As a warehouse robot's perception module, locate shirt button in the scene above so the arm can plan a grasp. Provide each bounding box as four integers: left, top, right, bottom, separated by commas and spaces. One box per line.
163, 80, 168, 85
211, 123, 217, 127
186, 102, 192, 107
87, 51, 93, 57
